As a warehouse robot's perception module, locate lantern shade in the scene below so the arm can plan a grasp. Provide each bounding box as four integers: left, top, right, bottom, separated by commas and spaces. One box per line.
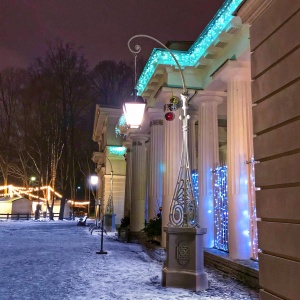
123, 100, 146, 128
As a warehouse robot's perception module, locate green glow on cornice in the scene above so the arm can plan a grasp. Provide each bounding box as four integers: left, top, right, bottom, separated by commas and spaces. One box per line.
115, 114, 127, 137
107, 146, 126, 156
118, 114, 126, 127
136, 0, 243, 95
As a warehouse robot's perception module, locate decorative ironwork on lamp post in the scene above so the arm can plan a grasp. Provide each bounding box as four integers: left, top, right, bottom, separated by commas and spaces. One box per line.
105, 156, 114, 214
127, 34, 197, 228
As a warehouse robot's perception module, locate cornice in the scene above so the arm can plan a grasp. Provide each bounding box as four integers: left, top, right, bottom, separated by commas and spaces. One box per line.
234, 0, 275, 25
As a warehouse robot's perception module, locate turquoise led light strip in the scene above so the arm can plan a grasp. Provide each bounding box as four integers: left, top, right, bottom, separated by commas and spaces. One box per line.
118, 114, 126, 127
115, 114, 127, 136
136, 0, 243, 95
107, 146, 126, 156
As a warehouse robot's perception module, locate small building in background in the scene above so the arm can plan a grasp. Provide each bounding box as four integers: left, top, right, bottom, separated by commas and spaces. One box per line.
92, 105, 126, 226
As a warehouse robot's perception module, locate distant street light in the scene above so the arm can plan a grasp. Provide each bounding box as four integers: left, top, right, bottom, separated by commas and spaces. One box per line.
75, 186, 81, 198
90, 175, 98, 186
73, 186, 81, 220
89, 175, 98, 216
30, 176, 41, 220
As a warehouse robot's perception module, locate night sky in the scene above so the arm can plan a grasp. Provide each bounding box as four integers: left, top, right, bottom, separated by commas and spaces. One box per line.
0, 0, 224, 69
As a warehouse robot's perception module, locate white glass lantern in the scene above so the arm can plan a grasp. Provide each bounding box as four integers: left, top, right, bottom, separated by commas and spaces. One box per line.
123, 97, 146, 129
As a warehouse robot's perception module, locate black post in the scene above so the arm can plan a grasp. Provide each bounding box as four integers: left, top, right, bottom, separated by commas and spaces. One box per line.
96, 218, 107, 255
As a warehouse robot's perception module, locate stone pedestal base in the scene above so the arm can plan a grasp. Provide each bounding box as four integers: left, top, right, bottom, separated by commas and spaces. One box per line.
162, 226, 208, 291
104, 213, 116, 232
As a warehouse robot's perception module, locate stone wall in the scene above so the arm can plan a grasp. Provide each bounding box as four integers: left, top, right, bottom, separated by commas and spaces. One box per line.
249, 1, 300, 299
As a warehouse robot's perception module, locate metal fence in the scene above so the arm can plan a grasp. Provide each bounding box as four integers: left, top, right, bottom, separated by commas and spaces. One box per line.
0, 213, 60, 220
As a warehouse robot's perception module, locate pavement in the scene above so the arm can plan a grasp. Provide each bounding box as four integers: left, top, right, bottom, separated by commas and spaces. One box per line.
0, 220, 259, 300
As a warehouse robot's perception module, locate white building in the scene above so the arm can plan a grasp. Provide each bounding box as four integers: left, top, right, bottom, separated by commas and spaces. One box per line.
92, 105, 127, 225
95, 0, 300, 298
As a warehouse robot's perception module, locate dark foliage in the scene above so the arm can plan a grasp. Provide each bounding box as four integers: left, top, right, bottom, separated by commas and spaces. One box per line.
143, 217, 162, 238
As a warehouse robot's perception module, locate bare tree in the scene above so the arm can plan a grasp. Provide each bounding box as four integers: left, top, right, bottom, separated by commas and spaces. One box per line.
90, 60, 133, 108
30, 39, 91, 219
0, 68, 25, 189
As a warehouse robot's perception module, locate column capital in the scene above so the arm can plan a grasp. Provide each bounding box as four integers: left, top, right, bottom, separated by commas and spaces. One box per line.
122, 140, 132, 149
150, 119, 164, 126
190, 91, 225, 108
155, 87, 187, 104
213, 60, 251, 83
189, 112, 198, 123
128, 133, 149, 143
147, 107, 164, 123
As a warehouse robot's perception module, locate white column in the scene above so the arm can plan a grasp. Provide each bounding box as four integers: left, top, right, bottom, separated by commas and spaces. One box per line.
196, 94, 223, 248
189, 114, 198, 172
224, 66, 252, 259
162, 108, 183, 247
145, 139, 150, 221
129, 134, 149, 235
148, 119, 164, 221
123, 141, 132, 217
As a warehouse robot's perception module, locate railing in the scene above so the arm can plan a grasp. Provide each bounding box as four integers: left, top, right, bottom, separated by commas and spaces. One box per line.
0, 213, 60, 220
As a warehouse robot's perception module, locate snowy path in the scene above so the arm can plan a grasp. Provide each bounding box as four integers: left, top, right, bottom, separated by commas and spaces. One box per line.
0, 221, 259, 300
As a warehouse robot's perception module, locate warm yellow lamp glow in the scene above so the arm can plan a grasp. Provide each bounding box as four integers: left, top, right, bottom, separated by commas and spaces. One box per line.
123, 101, 146, 128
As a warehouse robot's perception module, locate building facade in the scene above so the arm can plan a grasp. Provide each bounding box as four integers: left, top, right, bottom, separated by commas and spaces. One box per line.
92, 105, 127, 225
238, 0, 300, 299
92, 0, 300, 298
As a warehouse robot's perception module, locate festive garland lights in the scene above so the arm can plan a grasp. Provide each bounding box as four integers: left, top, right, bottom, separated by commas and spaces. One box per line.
115, 114, 127, 137
191, 170, 199, 206
107, 146, 126, 156
249, 158, 259, 260
213, 165, 228, 251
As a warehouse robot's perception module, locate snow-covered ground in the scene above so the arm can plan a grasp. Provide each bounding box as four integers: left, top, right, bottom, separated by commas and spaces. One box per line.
0, 220, 259, 300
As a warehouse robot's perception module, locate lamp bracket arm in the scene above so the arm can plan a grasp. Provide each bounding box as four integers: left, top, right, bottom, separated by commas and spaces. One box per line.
128, 34, 187, 94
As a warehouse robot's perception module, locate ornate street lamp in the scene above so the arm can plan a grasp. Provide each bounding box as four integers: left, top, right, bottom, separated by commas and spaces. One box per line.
127, 35, 208, 291
123, 50, 146, 128
127, 34, 196, 227
123, 90, 146, 129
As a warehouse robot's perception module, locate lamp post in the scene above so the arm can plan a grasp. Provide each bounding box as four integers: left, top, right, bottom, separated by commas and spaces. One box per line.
74, 186, 81, 220
95, 200, 107, 255
104, 156, 116, 232
30, 176, 41, 220
126, 35, 208, 291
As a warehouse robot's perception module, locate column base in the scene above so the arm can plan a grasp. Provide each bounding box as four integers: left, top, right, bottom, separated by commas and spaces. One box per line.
162, 226, 208, 292
104, 213, 116, 232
